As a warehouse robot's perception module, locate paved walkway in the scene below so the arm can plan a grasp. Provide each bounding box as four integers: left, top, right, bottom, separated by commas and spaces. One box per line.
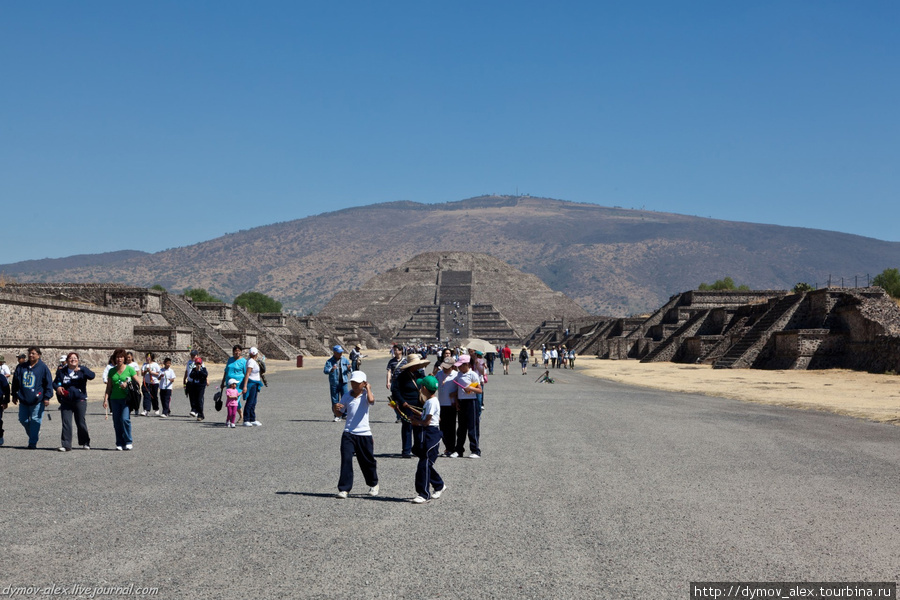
2, 364, 898, 598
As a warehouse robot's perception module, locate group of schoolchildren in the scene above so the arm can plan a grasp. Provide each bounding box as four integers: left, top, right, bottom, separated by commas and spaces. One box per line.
335, 344, 488, 504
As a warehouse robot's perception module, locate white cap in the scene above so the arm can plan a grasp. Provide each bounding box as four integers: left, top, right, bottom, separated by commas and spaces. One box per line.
227, 378, 239, 386
349, 370, 366, 383
249, 347, 259, 355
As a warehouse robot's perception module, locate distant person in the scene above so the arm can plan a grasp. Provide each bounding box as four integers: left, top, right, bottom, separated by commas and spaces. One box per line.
568, 348, 576, 369
186, 356, 209, 422
0, 361, 10, 447
11, 347, 54, 449
501, 344, 512, 375
519, 347, 529, 375
159, 357, 175, 418
0, 355, 10, 382
53, 352, 95, 451
220, 345, 247, 422
103, 347, 142, 451
349, 345, 361, 372
241, 347, 263, 427
324, 345, 351, 422
334, 371, 379, 499
386, 344, 404, 424
140, 352, 161, 416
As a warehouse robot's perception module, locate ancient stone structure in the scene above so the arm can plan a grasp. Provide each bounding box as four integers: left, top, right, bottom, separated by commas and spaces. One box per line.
543, 287, 900, 373
317, 252, 589, 345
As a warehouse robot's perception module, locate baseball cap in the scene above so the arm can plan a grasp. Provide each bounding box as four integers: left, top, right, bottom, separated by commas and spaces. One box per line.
249, 347, 258, 355
454, 355, 471, 366
349, 370, 366, 383
440, 358, 455, 369
227, 378, 238, 386
333, 345, 345, 354
190, 350, 198, 357
416, 375, 439, 392
194, 357, 203, 364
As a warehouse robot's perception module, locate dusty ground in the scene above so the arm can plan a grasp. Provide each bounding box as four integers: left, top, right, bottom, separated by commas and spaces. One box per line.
80, 353, 900, 425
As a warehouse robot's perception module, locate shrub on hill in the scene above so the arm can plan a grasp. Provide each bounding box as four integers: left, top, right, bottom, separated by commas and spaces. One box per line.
234, 291, 282, 313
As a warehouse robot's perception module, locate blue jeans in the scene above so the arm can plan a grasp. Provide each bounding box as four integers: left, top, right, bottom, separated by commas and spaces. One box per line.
109, 397, 132, 447
244, 380, 262, 422
330, 383, 348, 406
18, 402, 45, 447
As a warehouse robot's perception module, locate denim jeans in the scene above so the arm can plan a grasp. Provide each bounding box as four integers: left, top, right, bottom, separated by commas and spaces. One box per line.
108, 397, 132, 447
244, 380, 262, 422
18, 401, 45, 447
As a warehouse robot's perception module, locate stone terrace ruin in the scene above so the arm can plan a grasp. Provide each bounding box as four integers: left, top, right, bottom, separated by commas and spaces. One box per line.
544, 287, 900, 373
317, 252, 589, 346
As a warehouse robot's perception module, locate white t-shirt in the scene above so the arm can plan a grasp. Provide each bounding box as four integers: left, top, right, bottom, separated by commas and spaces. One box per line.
455, 370, 480, 400
159, 367, 176, 390
436, 370, 458, 407
422, 396, 440, 429
0, 364, 10, 379
247, 358, 261, 382
102, 364, 113, 384
142, 361, 161, 385
342, 389, 372, 436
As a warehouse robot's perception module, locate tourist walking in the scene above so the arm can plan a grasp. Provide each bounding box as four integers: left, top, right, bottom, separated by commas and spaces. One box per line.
224, 379, 240, 427
501, 344, 512, 375
11, 347, 54, 449
519, 347, 529, 375
186, 356, 209, 422
220, 345, 247, 422
334, 371, 379, 499
568, 348, 576, 369
408, 375, 445, 503
349, 345, 362, 371
0, 363, 10, 446
435, 357, 458, 457
140, 352, 161, 416
452, 354, 481, 459
242, 347, 263, 427
102, 347, 142, 451
159, 357, 175, 417
392, 353, 430, 458
324, 345, 352, 422
53, 352, 95, 451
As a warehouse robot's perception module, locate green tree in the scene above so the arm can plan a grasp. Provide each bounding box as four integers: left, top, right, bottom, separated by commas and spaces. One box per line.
792, 282, 814, 293
873, 268, 900, 298
150, 284, 166, 292
234, 291, 283, 313
184, 287, 222, 303
698, 277, 749, 291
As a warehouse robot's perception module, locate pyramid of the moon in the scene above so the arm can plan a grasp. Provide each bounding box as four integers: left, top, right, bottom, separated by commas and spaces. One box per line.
318, 252, 589, 344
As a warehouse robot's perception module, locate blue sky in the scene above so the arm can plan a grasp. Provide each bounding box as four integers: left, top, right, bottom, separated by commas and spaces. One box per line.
2, 1, 898, 264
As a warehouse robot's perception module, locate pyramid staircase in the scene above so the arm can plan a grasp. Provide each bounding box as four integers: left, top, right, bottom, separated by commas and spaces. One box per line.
162, 294, 234, 361
713, 294, 805, 369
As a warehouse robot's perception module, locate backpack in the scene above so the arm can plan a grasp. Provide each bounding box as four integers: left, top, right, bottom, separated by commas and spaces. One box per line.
258, 359, 266, 375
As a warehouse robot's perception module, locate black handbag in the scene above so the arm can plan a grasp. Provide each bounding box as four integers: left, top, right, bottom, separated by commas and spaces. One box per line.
126, 379, 142, 412
213, 390, 223, 412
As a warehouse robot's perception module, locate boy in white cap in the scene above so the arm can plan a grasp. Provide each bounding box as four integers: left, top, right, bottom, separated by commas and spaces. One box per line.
334, 371, 379, 498
224, 379, 241, 427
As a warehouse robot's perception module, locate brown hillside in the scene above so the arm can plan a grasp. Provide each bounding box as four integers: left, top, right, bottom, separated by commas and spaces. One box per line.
3, 196, 899, 316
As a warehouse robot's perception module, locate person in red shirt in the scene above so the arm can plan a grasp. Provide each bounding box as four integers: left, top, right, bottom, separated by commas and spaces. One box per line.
501, 344, 512, 375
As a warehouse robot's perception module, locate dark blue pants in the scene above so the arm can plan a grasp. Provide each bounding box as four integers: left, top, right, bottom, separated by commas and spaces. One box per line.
159, 389, 172, 415
188, 384, 206, 419
439, 404, 457, 454
413, 426, 444, 499
142, 383, 159, 412
244, 380, 262, 422
338, 432, 378, 492
401, 420, 413, 456
456, 398, 480, 456
59, 400, 90, 448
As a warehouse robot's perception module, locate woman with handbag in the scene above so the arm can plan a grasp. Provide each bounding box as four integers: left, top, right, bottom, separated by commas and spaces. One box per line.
53, 352, 95, 451
103, 348, 143, 451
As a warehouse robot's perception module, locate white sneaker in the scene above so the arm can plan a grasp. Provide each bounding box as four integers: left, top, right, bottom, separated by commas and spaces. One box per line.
333, 416, 342, 422
368, 485, 379, 497
154, 410, 161, 416
116, 446, 123, 451
449, 452, 459, 458
469, 454, 481, 459
160, 414, 167, 419
411, 496, 428, 504
189, 411, 198, 417
243, 422, 254, 427
58, 447, 69, 452
139, 410, 148, 416
124, 444, 133, 451
336, 491, 348, 499
252, 421, 262, 426
432, 485, 447, 499
82, 445, 90, 450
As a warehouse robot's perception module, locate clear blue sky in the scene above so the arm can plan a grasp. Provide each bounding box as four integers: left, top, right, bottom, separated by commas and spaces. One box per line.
2, 1, 898, 264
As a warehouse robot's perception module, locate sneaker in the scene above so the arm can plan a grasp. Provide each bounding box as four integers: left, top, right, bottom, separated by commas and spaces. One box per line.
154, 410, 161, 416
82, 445, 90, 450
411, 496, 428, 504
124, 444, 133, 451
336, 491, 348, 499
333, 416, 342, 422
197, 417, 204, 422
160, 414, 168, 419
58, 447, 70, 452
116, 446, 123, 451
449, 452, 459, 458
432, 485, 447, 499
368, 485, 379, 496
140, 410, 148, 416
189, 411, 198, 417
252, 421, 262, 426
243, 422, 254, 427
469, 454, 481, 459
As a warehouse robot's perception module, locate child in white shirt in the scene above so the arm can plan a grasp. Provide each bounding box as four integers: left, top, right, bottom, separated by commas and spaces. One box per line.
408, 375, 446, 503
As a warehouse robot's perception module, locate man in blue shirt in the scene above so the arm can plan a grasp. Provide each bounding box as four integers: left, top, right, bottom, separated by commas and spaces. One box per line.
324, 345, 351, 422
11, 347, 54, 449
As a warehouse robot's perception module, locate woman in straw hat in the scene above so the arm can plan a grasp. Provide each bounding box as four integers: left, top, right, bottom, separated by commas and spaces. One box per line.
391, 353, 430, 458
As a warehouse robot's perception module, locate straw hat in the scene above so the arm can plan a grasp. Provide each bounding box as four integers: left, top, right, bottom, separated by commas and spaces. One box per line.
400, 354, 430, 371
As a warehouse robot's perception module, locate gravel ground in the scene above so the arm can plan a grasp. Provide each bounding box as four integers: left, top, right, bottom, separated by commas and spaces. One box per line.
1, 363, 898, 599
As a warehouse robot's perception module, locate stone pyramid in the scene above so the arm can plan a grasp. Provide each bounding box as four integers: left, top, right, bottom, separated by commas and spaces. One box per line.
318, 252, 589, 344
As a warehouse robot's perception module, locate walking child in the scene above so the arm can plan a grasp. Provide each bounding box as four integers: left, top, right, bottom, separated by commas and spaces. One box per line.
225, 379, 241, 427
334, 371, 379, 499
406, 375, 446, 503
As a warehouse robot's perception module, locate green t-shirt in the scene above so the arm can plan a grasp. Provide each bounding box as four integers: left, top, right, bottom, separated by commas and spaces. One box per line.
109, 366, 136, 400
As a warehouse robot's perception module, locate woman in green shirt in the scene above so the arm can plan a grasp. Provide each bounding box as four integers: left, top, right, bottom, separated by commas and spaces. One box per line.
103, 348, 143, 450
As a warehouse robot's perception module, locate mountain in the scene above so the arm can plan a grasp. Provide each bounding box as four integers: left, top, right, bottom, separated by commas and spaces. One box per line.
1, 196, 897, 316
